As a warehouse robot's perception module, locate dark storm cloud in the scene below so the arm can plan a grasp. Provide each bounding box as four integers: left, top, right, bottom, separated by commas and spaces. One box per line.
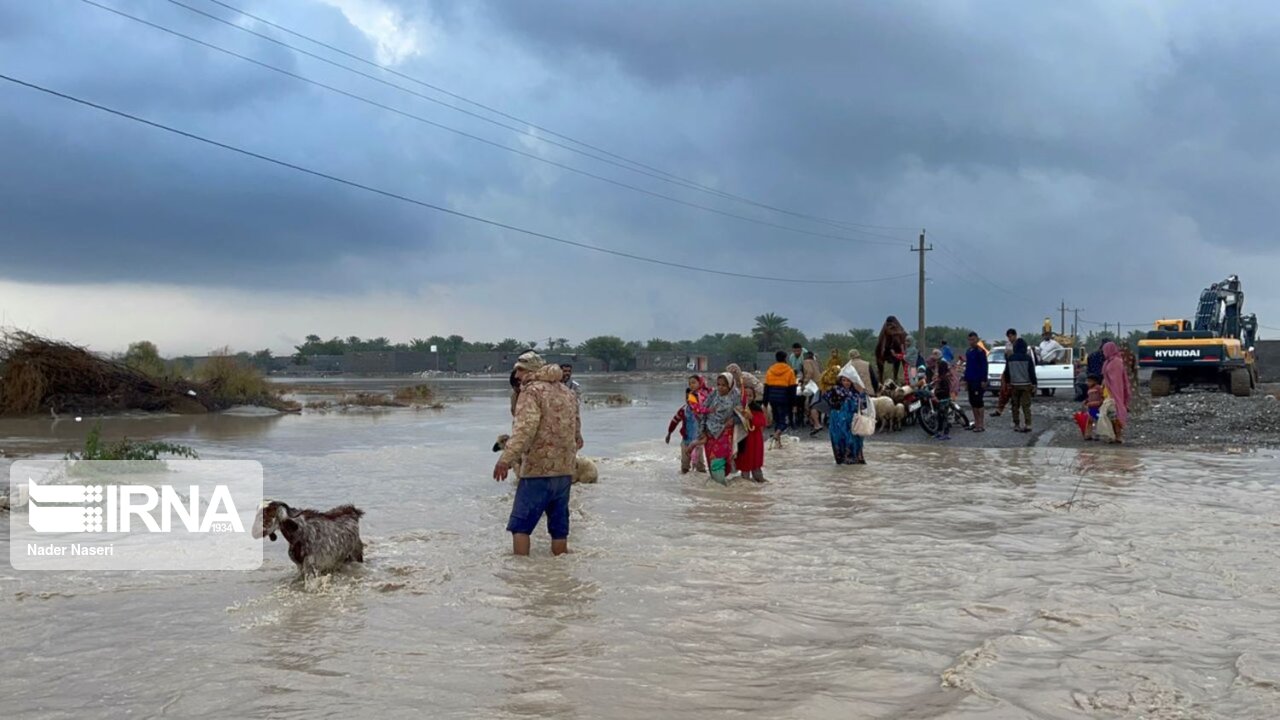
1, 0, 1278, 336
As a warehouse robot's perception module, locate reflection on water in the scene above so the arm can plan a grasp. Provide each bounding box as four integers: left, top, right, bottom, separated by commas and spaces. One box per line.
2, 379, 1279, 718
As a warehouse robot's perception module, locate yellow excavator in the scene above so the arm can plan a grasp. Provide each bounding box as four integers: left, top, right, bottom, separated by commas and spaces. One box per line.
1136, 275, 1259, 397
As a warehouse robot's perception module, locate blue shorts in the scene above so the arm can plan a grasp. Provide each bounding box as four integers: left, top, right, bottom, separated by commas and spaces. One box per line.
1088, 407, 1100, 420
507, 475, 572, 539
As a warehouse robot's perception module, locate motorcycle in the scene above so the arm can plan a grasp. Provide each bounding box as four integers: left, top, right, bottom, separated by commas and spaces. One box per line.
912, 380, 972, 436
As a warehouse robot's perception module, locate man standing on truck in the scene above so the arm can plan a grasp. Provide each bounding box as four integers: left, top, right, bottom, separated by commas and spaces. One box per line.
1037, 330, 1066, 365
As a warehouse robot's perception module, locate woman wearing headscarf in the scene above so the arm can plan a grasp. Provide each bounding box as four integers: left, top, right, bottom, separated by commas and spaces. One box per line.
685, 374, 711, 408
701, 373, 745, 479
1102, 341, 1132, 444
823, 366, 867, 465
875, 316, 909, 387
724, 363, 761, 406
925, 349, 942, 383
809, 350, 843, 434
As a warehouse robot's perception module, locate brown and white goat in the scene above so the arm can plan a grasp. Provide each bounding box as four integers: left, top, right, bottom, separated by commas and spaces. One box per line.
252, 501, 365, 577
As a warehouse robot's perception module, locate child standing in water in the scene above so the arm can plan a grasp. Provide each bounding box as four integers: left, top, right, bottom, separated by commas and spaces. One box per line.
666, 375, 708, 473
735, 399, 768, 483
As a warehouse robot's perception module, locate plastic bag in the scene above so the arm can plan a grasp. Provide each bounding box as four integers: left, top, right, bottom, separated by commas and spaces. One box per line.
1095, 398, 1117, 442
853, 396, 876, 437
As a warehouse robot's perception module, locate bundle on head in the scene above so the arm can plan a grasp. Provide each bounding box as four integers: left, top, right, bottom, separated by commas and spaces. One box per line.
252, 500, 365, 577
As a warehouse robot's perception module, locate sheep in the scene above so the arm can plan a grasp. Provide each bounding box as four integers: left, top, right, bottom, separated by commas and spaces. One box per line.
881, 380, 908, 406
492, 434, 599, 484
870, 396, 896, 432
893, 403, 906, 430
252, 501, 365, 577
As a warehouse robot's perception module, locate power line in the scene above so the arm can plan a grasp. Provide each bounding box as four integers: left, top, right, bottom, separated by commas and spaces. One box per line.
1078, 318, 1148, 327
168, 0, 916, 237
76, 0, 904, 248
934, 242, 1039, 305
0, 72, 916, 286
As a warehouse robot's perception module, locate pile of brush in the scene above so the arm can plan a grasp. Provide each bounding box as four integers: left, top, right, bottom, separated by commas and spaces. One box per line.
0, 332, 293, 416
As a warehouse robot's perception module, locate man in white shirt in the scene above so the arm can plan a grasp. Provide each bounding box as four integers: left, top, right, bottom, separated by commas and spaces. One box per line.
1037, 331, 1066, 365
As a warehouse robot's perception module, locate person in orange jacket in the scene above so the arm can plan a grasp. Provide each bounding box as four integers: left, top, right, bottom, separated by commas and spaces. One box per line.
763, 350, 798, 442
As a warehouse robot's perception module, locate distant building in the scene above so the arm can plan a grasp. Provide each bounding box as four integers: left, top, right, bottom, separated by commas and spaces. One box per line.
344, 351, 438, 374
634, 352, 713, 373
454, 352, 605, 373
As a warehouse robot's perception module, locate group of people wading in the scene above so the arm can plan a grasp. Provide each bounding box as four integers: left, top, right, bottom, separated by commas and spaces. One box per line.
667, 345, 882, 478
492, 323, 1138, 555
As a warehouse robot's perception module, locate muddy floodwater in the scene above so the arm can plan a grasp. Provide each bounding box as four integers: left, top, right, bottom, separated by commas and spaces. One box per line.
2, 379, 1279, 719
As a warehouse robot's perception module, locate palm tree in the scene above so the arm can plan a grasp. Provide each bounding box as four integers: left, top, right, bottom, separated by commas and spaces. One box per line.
849, 328, 876, 350
752, 313, 791, 351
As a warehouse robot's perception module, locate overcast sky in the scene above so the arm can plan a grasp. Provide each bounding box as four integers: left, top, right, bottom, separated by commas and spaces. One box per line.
1, 0, 1277, 355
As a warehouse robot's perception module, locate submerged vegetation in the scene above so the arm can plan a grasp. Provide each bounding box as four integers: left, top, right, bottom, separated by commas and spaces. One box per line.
391, 384, 436, 405
301, 384, 445, 412
68, 424, 198, 461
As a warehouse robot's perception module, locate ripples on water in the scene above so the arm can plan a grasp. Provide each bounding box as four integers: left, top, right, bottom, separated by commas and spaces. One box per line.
2, 380, 1278, 719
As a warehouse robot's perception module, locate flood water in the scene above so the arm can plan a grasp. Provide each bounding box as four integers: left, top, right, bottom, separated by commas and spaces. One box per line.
3, 379, 1279, 719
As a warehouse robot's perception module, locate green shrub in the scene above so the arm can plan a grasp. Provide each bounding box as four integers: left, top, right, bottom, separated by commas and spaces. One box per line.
69, 424, 198, 461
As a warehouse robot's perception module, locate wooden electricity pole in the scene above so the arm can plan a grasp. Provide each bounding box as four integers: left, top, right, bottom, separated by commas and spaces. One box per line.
911, 230, 932, 359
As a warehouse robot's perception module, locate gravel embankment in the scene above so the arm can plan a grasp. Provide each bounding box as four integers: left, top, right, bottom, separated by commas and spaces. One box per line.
1037, 384, 1280, 450
1123, 389, 1280, 449
860, 384, 1280, 452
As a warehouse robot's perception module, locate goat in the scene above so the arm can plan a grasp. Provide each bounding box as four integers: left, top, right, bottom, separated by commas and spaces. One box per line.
252, 501, 365, 577
492, 434, 598, 484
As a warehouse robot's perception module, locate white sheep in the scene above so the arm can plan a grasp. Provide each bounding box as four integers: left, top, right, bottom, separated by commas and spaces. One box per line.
870, 396, 897, 432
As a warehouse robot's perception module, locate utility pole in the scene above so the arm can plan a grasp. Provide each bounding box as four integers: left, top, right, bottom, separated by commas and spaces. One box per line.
1059, 300, 1068, 335
910, 230, 933, 359
1072, 308, 1083, 345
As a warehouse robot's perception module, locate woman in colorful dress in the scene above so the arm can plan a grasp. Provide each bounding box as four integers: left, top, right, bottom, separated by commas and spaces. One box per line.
823, 366, 867, 465
701, 373, 744, 481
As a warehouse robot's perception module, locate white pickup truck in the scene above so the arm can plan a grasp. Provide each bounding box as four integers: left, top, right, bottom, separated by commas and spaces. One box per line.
986, 346, 1078, 397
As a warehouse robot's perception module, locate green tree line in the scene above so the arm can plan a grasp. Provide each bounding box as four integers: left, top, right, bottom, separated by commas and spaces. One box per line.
287, 315, 984, 371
